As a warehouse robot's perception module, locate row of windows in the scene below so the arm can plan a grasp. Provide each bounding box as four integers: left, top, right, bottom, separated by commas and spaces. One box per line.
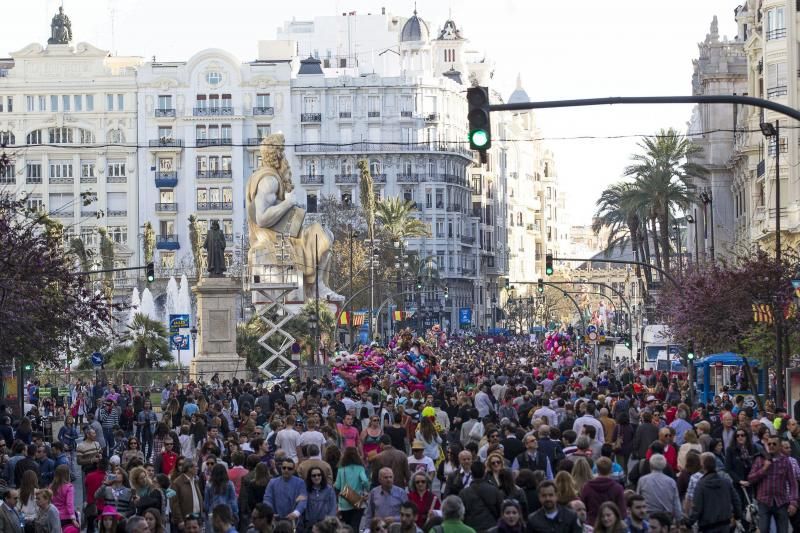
17, 160, 125, 179
24, 127, 96, 145
0, 94, 126, 113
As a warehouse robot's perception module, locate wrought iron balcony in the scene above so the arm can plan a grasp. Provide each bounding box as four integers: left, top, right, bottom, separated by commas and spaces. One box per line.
397, 173, 420, 183
400, 110, 413, 118
339, 111, 352, 118
155, 108, 176, 118
0, 177, 14, 185
155, 202, 178, 212
301, 113, 322, 122
335, 173, 358, 184
193, 106, 234, 116
767, 86, 788, 98
80, 176, 97, 183
197, 201, 233, 211
301, 174, 324, 185
367, 111, 381, 118
425, 113, 439, 122
253, 106, 274, 116
49, 177, 74, 185
148, 138, 183, 148
155, 171, 178, 188
372, 173, 386, 183
246, 137, 265, 146
196, 138, 233, 147
197, 169, 232, 179
766, 28, 787, 40
107, 176, 127, 184
107, 210, 127, 217
156, 234, 180, 250
26, 177, 43, 184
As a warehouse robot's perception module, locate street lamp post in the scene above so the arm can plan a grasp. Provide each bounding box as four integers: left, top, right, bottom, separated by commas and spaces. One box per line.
700, 191, 714, 262
761, 119, 784, 407
189, 326, 197, 383
673, 222, 682, 274
686, 213, 699, 265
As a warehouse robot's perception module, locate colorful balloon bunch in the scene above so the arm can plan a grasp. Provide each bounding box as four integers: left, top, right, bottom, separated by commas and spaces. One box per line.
543, 331, 575, 368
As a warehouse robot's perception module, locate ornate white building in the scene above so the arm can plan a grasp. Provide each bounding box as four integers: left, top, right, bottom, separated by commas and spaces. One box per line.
136, 42, 295, 278
0, 30, 141, 286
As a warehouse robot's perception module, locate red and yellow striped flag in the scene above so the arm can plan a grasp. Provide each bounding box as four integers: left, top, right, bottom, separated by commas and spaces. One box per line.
338, 312, 349, 326
753, 303, 774, 324
352, 313, 366, 326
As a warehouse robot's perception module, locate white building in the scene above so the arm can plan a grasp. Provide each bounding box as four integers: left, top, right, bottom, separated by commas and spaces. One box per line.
136, 42, 295, 278
0, 25, 141, 287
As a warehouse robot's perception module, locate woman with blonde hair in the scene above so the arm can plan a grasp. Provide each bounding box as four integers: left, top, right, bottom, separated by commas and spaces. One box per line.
129, 466, 163, 517
554, 471, 578, 507
570, 457, 593, 493
678, 430, 703, 470
33, 489, 61, 533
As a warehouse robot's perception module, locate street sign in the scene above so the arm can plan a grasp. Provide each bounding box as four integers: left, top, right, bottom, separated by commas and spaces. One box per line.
169, 314, 190, 334
91, 352, 103, 367
459, 308, 472, 325
586, 325, 597, 334
171, 334, 189, 351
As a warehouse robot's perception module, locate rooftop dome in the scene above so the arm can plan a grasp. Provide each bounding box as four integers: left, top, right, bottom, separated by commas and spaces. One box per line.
400, 9, 430, 43
508, 73, 530, 104
298, 55, 323, 75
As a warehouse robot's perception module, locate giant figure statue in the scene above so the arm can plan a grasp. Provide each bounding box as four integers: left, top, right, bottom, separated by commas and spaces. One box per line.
246, 133, 343, 301
48, 7, 72, 45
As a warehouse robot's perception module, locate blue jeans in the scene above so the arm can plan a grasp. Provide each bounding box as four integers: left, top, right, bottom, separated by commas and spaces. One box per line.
758, 502, 789, 533
102, 428, 115, 456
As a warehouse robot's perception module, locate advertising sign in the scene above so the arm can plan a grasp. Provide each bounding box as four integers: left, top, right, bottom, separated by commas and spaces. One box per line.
171, 334, 189, 351
459, 308, 472, 325
169, 314, 190, 334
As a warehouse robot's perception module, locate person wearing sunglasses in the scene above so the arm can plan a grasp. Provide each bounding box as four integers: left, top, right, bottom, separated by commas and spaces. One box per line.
263, 459, 307, 522
748, 435, 798, 533
300, 467, 336, 531
407, 473, 439, 529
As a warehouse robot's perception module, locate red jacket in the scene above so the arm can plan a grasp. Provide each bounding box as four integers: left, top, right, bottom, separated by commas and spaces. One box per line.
646, 444, 678, 472
579, 475, 626, 525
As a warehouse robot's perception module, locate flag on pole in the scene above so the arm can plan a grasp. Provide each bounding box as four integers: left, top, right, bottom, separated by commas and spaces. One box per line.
752, 303, 774, 324
393, 310, 405, 321
338, 312, 349, 326
352, 313, 366, 326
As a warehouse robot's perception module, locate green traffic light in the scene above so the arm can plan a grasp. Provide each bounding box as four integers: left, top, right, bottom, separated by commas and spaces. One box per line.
469, 130, 489, 148
545, 266, 554, 276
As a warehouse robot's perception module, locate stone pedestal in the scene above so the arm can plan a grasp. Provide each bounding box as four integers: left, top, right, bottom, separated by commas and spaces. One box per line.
190, 276, 248, 381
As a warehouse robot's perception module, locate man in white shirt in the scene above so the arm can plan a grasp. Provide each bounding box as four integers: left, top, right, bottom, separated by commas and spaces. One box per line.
474, 383, 494, 419
532, 398, 558, 427
573, 401, 605, 444
275, 416, 301, 463
407, 440, 435, 481
296, 416, 326, 460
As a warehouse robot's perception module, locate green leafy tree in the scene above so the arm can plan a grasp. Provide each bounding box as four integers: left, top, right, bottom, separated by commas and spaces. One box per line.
117, 313, 173, 369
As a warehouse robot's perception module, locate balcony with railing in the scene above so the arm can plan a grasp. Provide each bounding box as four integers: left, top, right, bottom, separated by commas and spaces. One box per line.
372, 173, 386, 183
81, 176, 97, 183
0, 177, 14, 185
339, 111, 352, 119
400, 110, 413, 118
397, 173, 420, 183
425, 113, 439, 122
301, 112, 322, 122
155, 202, 178, 212
81, 210, 98, 218
301, 174, 324, 185
246, 137, 266, 146
155, 171, 178, 188
447, 204, 462, 213
148, 138, 183, 148
193, 106, 234, 116
197, 201, 233, 211
26, 177, 42, 184
196, 138, 233, 147
293, 141, 472, 159
156, 234, 180, 250
461, 235, 475, 244
766, 28, 787, 40
367, 111, 381, 118
107, 209, 128, 217
107, 175, 127, 184
49, 177, 74, 185
253, 106, 274, 116
335, 173, 358, 184
155, 108, 176, 118
197, 169, 233, 179
767, 86, 788, 98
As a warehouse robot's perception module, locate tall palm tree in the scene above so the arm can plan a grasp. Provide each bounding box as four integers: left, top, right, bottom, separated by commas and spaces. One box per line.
375, 197, 431, 242
624, 128, 707, 273
592, 182, 650, 283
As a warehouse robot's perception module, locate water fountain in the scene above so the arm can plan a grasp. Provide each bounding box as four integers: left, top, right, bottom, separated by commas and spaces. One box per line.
139, 288, 159, 322
127, 287, 140, 327
177, 274, 192, 316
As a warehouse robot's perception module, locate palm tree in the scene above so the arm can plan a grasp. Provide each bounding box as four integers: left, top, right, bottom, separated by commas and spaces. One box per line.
375, 197, 431, 242
624, 128, 707, 273
122, 313, 172, 369
593, 182, 650, 283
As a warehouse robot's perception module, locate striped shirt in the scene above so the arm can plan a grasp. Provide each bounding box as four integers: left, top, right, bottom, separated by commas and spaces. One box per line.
97, 406, 120, 429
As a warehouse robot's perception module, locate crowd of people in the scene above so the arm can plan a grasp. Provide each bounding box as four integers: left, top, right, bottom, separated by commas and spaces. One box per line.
2, 335, 797, 533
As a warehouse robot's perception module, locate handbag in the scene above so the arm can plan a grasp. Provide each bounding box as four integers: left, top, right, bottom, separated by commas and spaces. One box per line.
340, 485, 363, 508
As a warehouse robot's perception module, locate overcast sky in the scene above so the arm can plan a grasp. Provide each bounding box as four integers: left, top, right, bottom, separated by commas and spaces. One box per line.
6, 0, 739, 225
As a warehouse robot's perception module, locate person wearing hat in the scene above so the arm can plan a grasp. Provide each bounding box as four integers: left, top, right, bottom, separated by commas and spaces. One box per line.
96, 505, 122, 533
407, 441, 435, 482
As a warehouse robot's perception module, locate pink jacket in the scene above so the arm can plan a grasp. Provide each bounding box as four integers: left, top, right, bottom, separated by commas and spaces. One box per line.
52, 483, 75, 521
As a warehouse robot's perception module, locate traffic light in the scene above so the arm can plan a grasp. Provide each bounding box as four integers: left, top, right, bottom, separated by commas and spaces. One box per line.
467, 86, 491, 152
537, 278, 544, 293
23, 363, 32, 371
146, 262, 155, 283
416, 276, 422, 290
687, 340, 695, 361
545, 253, 554, 276
504, 278, 510, 290
625, 335, 632, 349
443, 286, 449, 299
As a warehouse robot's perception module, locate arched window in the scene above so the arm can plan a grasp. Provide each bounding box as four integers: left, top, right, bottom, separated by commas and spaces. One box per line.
0, 131, 15, 145
26, 130, 42, 145
306, 159, 318, 176
369, 159, 381, 175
